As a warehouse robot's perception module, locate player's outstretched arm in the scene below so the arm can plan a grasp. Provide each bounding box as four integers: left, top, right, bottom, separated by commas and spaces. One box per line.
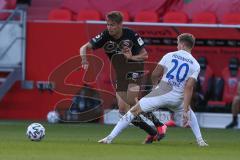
183, 78, 195, 126
79, 42, 93, 70
151, 64, 164, 87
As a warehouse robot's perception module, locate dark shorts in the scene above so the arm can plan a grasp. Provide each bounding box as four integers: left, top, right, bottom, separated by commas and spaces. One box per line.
115, 72, 143, 92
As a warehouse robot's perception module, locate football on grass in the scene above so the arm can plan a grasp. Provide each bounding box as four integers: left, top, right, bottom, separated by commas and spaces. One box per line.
26, 123, 45, 141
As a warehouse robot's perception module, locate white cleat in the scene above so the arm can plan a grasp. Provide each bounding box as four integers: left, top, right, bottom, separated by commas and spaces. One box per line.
197, 138, 208, 147
98, 136, 112, 144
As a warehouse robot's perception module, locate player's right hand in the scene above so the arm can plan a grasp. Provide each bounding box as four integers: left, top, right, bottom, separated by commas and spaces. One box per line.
81, 60, 89, 70
122, 46, 132, 59
183, 111, 189, 128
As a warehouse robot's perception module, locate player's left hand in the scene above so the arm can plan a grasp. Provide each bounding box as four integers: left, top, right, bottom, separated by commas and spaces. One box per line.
122, 46, 132, 59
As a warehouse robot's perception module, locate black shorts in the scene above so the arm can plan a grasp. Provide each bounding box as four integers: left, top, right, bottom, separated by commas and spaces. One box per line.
115, 72, 143, 92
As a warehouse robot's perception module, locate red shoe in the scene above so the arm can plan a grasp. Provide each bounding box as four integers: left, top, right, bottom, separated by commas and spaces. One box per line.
155, 124, 167, 141
165, 120, 176, 127
143, 135, 156, 144
143, 124, 167, 143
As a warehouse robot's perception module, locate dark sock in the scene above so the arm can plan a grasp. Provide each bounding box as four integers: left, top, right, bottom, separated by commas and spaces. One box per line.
233, 115, 238, 123
142, 112, 164, 127
132, 116, 157, 136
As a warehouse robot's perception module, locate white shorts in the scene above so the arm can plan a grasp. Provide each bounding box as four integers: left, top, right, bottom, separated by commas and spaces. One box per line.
139, 90, 182, 112
139, 87, 185, 127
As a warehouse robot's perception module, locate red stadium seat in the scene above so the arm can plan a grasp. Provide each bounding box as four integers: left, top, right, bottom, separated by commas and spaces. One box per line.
207, 71, 240, 110
6, 0, 16, 9
192, 12, 217, 24
134, 11, 159, 22
222, 68, 240, 103
222, 75, 238, 103
120, 10, 130, 22
163, 11, 188, 23
76, 10, 101, 21
222, 13, 240, 24
48, 8, 72, 21
207, 58, 240, 111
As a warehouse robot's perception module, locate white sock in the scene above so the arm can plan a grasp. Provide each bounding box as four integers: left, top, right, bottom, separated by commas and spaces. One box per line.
188, 109, 203, 140
108, 111, 135, 140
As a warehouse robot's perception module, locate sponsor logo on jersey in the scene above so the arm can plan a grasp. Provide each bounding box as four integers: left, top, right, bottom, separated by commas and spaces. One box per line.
103, 39, 133, 54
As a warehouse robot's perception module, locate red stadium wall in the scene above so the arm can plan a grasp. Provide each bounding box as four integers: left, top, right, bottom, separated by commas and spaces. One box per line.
0, 22, 90, 120
0, 21, 240, 120
0, 21, 116, 120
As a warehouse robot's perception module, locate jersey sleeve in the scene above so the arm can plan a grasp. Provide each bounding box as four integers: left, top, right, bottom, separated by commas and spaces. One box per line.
158, 54, 168, 66
190, 64, 200, 80
130, 30, 145, 53
89, 30, 108, 50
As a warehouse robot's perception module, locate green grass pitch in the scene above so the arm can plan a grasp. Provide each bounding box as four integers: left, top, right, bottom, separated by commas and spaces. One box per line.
0, 121, 239, 160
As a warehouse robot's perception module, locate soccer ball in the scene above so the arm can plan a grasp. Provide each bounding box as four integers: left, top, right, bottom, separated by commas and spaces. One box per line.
26, 123, 45, 141
47, 111, 59, 123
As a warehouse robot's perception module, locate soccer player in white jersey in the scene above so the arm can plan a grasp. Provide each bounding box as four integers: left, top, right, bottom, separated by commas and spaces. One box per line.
98, 33, 208, 147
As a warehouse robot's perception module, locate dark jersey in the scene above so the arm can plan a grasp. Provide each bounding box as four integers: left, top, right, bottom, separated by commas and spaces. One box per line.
89, 28, 145, 91
90, 27, 145, 61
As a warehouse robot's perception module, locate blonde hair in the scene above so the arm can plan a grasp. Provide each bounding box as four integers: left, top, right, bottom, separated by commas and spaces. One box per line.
178, 33, 195, 49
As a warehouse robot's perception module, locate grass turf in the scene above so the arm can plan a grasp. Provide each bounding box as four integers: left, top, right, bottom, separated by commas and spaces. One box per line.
0, 121, 239, 160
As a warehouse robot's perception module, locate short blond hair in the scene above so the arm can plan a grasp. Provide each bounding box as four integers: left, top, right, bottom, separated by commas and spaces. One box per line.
178, 33, 195, 49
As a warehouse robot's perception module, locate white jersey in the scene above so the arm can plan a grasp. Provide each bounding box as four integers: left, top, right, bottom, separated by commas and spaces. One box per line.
139, 49, 200, 126
158, 50, 200, 99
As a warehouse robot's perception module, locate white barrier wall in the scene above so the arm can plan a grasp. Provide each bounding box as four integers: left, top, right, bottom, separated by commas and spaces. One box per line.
104, 109, 240, 129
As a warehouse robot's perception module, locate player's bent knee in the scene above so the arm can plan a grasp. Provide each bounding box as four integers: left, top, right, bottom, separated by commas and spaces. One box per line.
127, 100, 136, 106
130, 104, 142, 116
118, 104, 130, 113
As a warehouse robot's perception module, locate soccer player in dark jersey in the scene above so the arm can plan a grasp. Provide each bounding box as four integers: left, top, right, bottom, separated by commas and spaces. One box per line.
79, 11, 167, 143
